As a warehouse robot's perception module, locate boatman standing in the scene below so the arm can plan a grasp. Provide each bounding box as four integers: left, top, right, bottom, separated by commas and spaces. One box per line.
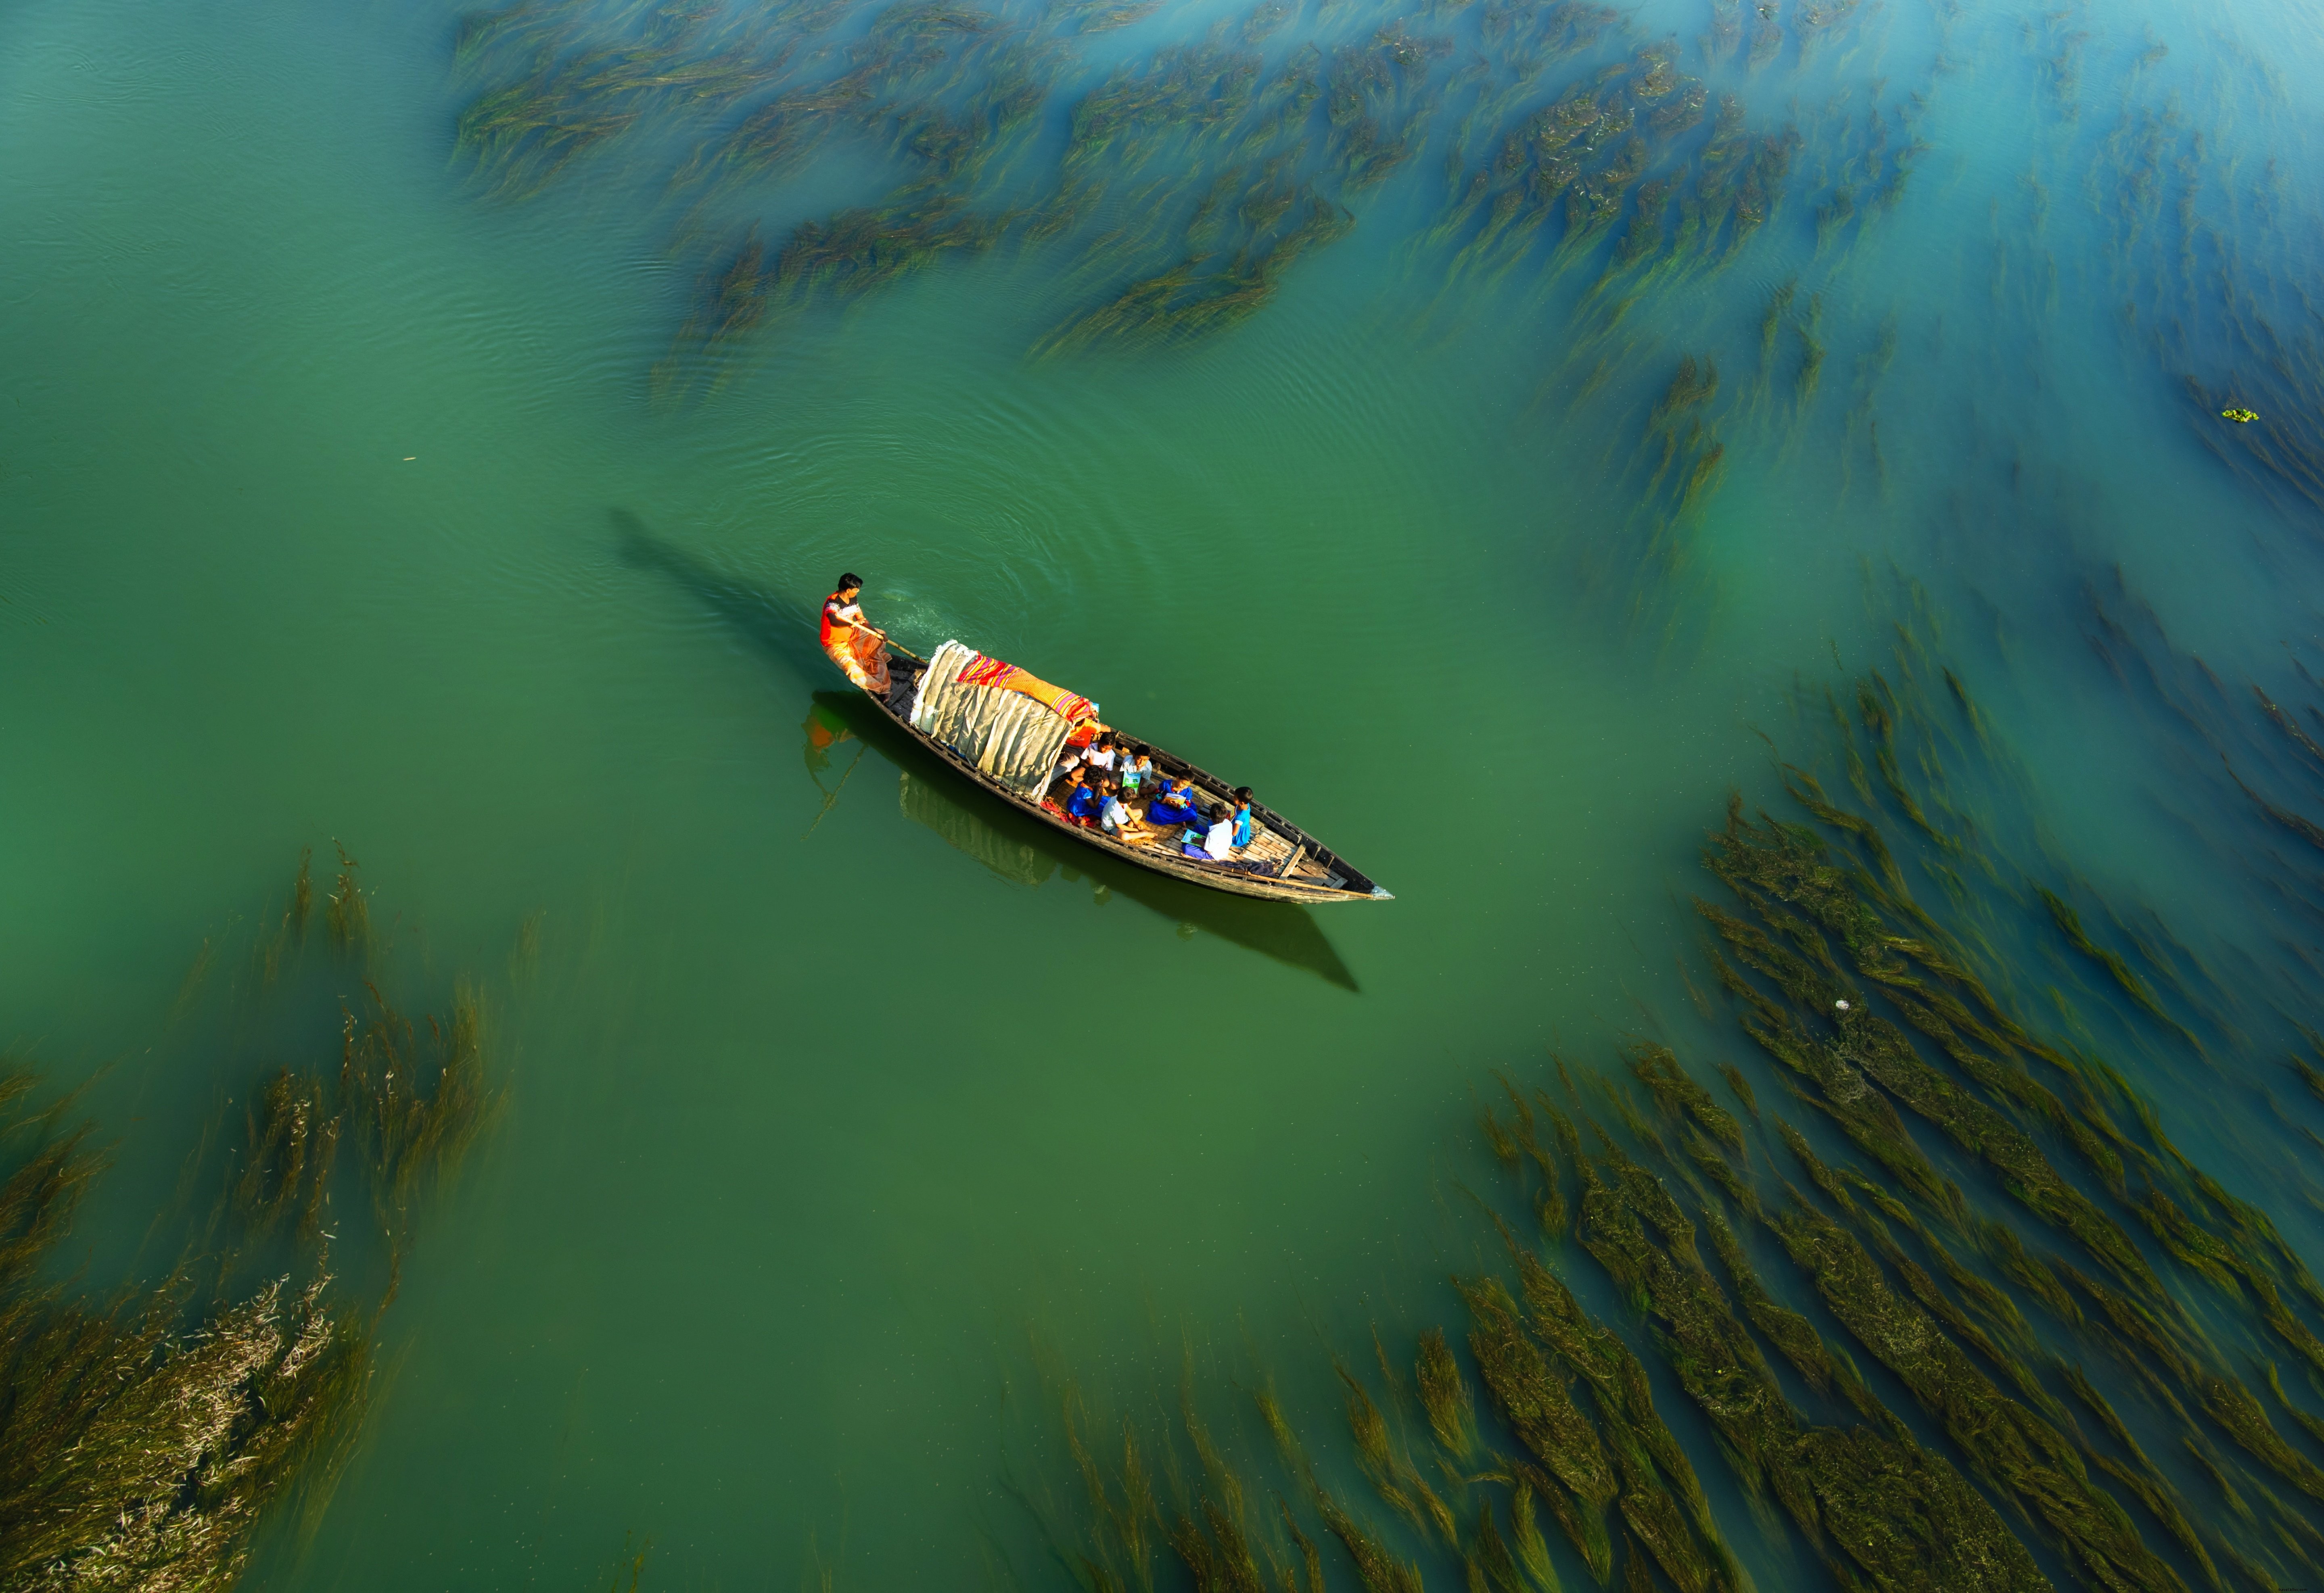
820, 572, 891, 696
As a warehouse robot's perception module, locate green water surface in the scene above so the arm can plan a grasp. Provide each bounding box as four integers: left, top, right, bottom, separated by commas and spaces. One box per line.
7, 0, 2324, 1585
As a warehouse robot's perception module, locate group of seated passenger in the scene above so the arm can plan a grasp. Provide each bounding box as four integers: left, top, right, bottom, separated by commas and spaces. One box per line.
1043, 735, 1258, 865
1047, 767, 1150, 840
1055, 733, 1153, 793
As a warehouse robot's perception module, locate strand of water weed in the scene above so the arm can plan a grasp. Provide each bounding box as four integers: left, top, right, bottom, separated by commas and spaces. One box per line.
1009, 613, 2324, 1593
0, 850, 503, 1589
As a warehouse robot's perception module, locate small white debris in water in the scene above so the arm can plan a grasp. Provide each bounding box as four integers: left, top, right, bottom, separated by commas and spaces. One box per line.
403, 456, 416, 461
1835, 1000, 1852, 1012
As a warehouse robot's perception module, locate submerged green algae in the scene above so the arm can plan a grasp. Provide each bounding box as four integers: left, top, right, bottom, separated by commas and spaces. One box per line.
447, 0, 1889, 395
0, 854, 498, 1593
1008, 622, 2324, 1593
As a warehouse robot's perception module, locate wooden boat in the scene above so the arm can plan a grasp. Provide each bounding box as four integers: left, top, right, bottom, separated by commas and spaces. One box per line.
847, 636, 1392, 906
812, 691, 1362, 987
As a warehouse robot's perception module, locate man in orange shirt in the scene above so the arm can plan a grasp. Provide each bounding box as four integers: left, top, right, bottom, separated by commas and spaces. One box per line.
819, 573, 891, 695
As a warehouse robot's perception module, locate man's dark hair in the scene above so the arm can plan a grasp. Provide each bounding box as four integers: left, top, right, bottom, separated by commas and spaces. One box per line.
837, 571, 863, 591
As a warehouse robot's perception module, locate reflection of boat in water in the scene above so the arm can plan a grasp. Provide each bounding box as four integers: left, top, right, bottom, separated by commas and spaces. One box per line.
854, 635, 1392, 906
899, 769, 1055, 889
823, 692, 1360, 991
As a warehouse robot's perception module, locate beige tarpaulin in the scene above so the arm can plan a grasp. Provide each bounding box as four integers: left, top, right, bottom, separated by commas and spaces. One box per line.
909, 639, 1080, 798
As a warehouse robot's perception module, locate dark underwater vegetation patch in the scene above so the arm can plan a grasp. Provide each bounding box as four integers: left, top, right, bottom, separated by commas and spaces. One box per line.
984, 606, 2324, 1593
0, 851, 499, 1591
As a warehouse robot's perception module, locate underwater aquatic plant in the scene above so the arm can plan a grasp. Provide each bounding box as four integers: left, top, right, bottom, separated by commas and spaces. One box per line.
236, 1067, 342, 1240
0, 1246, 372, 1593
450, 0, 1879, 380
326, 841, 369, 950
1036, 189, 1352, 354
1459, 1273, 1618, 1514
1340, 1357, 1458, 1547
0, 851, 495, 1592
1012, 610, 2324, 1593
1416, 1327, 1480, 1461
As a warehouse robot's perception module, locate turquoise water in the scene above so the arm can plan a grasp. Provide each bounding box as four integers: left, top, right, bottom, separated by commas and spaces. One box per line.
6, 0, 2324, 1584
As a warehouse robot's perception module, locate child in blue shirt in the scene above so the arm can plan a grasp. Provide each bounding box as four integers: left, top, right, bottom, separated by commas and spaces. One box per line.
1146, 779, 1200, 828
1062, 769, 1103, 826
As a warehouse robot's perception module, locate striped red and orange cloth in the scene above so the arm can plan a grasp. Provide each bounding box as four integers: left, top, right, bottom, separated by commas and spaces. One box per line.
953, 650, 1098, 724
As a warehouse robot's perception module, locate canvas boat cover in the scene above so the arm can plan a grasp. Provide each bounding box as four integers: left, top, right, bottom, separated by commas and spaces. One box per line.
908, 639, 1099, 798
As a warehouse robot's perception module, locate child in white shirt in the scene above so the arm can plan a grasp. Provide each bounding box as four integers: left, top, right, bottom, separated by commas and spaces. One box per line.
1099, 778, 1146, 840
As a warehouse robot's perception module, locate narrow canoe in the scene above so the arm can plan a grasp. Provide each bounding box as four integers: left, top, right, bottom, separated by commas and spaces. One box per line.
852, 639, 1392, 906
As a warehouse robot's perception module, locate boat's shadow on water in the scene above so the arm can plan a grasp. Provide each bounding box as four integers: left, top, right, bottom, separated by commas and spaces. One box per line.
613, 509, 1361, 993
614, 508, 830, 680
